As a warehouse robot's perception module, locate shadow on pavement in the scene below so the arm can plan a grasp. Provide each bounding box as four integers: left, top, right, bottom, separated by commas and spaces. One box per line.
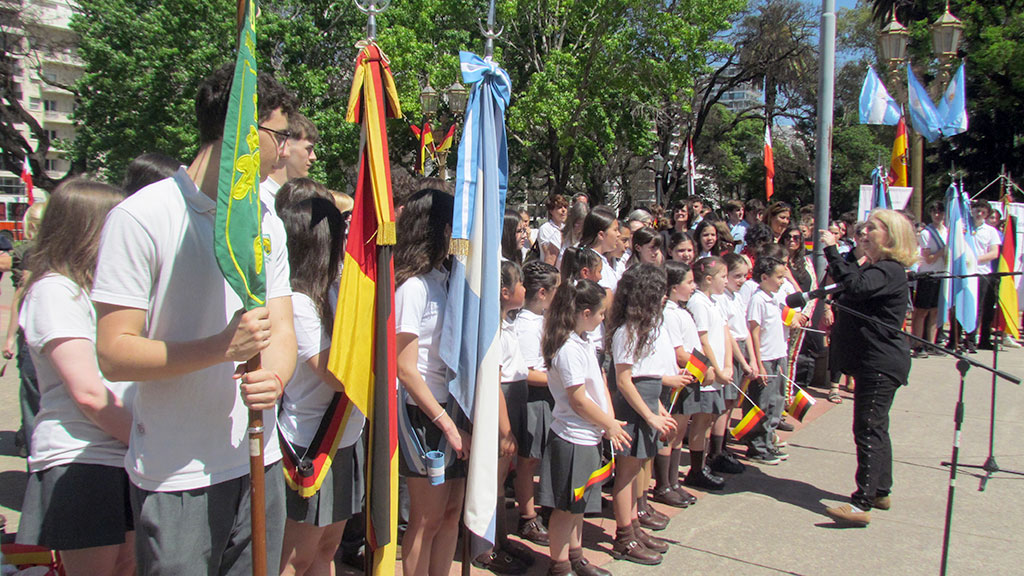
0, 469, 26, 512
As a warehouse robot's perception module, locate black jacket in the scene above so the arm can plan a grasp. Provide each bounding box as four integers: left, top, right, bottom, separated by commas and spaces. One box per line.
826, 245, 911, 384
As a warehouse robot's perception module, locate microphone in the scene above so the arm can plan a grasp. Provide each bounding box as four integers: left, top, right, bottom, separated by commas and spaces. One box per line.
785, 283, 843, 308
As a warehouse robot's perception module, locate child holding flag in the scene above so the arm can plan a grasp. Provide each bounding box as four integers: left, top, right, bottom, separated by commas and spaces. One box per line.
745, 255, 791, 465
708, 252, 755, 475
607, 264, 683, 565
651, 261, 700, 509
539, 279, 629, 576
683, 257, 733, 490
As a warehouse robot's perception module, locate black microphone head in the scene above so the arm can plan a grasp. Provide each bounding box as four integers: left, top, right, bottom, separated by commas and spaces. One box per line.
785, 292, 807, 308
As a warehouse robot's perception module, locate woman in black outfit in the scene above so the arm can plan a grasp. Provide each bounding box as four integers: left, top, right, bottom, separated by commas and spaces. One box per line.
819, 209, 918, 527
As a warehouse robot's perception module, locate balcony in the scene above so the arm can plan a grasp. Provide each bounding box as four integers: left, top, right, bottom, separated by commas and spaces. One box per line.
43, 109, 73, 124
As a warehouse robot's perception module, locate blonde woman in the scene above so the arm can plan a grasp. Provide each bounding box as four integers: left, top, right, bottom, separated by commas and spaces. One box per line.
820, 209, 918, 528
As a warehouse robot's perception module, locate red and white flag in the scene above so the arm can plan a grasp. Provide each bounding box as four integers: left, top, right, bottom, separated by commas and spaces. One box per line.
20, 157, 34, 205
764, 124, 775, 200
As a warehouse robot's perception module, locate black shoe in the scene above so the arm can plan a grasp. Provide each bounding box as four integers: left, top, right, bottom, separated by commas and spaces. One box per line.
709, 453, 746, 475
776, 419, 795, 432
684, 467, 725, 490
977, 342, 994, 351
965, 341, 977, 354
473, 550, 530, 575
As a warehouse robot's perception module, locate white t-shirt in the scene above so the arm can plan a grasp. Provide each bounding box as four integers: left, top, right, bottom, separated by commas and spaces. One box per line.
91, 169, 292, 492
663, 300, 700, 354
537, 220, 562, 254
395, 267, 450, 404
716, 290, 750, 341
500, 319, 530, 383
974, 223, 1001, 274
260, 176, 284, 219
611, 323, 676, 378
278, 293, 365, 449
597, 252, 619, 291
747, 288, 787, 361
548, 332, 610, 445
918, 224, 948, 274
514, 309, 546, 371
23, 273, 131, 473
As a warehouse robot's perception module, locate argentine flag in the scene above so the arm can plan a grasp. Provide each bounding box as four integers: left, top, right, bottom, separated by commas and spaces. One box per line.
859, 67, 902, 125
907, 63, 943, 142
937, 62, 968, 137
938, 182, 979, 333
440, 51, 511, 555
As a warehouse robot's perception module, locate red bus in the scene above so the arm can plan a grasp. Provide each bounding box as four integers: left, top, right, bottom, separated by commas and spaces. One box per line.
0, 194, 31, 243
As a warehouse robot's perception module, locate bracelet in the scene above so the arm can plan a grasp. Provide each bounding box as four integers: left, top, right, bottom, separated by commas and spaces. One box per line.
271, 372, 285, 396
431, 410, 446, 423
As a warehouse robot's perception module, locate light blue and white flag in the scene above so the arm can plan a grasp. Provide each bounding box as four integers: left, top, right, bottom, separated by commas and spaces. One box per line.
859, 67, 902, 125
938, 181, 979, 333
871, 166, 892, 210
907, 63, 943, 143
439, 50, 510, 554
937, 62, 968, 137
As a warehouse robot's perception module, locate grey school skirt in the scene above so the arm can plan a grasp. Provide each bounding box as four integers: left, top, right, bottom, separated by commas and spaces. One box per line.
520, 385, 554, 460
613, 376, 663, 459
17, 462, 134, 550
681, 386, 726, 415
537, 434, 607, 515
726, 340, 752, 401
286, 441, 364, 527
399, 403, 468, 480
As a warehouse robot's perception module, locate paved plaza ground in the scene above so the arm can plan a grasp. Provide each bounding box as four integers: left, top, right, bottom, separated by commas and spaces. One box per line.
1, 274, 1021, 575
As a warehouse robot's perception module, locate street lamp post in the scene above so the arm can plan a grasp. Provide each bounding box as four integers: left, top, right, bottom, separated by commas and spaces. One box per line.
652, 152, 666, 208
878, 5, 964, 219
419, 79, 467, 180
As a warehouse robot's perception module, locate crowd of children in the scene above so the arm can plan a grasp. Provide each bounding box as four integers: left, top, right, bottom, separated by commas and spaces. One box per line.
10, 64, 840, 576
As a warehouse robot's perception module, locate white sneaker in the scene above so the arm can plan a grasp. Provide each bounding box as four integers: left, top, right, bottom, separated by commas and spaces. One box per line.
1003, 336, 1022, 349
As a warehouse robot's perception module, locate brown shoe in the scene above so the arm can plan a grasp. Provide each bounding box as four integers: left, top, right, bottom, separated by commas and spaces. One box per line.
611, 527, 662, 565
825, 504, 870, 527
636, 502, 668, 531
650, 485, 689, 508
873, 495, 891, 510
631, 521, 669, 554
518, 515, 550, 545
569, 549, 611, 576
673, 484, 698, 505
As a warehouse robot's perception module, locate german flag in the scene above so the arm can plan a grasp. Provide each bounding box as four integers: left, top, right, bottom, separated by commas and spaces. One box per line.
328, 42, 401, 576
731, 405, 765, 442
786, 388, 815, 422
684, 348, 709, 383
281, 394, 358, 497
804, 239, 814, 253
994, 214, 1020, 339
781, 306, 797, 326
435, 124, 457, 153
409, 121, 434, 175
573, 457, 614, 502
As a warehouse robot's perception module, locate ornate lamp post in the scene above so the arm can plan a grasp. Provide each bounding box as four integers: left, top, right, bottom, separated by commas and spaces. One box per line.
878, 4, 964, 219
652, 152, 666, 208
419, 80, 466, 180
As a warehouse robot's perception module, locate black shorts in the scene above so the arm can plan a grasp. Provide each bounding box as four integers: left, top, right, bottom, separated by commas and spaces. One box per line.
914, 277, 941, 309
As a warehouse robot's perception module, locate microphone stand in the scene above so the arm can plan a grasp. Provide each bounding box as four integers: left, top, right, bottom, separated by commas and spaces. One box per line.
829, 301, 1020, 576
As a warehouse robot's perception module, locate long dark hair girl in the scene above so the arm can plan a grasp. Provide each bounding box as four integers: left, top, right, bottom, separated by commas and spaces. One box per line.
559, 245, 602, 283
577, 206, 617, 251
395, 186, 454, 287
604, 263, 667, 359
627, 226, 663, 268
542, 279, 606, 368
501, 208, 524, 265
779, 225, 811, 291
277, 179, 344, 323
25, 178, 124, 296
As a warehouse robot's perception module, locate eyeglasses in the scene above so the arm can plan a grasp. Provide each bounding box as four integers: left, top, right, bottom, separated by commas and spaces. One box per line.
258, 125, 292, 150
786, 235, 802, 241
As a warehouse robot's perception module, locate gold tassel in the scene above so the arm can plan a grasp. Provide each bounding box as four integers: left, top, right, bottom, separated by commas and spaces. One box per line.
449, 238, 470, 257
377, 221, 397, 246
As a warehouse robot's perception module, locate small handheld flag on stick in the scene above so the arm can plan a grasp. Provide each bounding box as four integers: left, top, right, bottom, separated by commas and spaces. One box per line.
781, 306, 797, 326
668, 348, 709, 411
778, 373, 816, 422
573, 457, 614, 501
731, 405, 766, 442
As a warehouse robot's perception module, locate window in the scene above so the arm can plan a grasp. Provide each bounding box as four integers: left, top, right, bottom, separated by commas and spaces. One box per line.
45, 159, 57, 171
0, 178, 22, 196
28, 97, 41, 110
43, 100, 57, 112
43, 71, 57, 83
45, 130, 59, 141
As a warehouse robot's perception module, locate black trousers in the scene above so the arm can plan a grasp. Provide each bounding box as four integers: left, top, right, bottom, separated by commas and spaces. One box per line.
851, 371, 901, 510
970, 273, 998, 347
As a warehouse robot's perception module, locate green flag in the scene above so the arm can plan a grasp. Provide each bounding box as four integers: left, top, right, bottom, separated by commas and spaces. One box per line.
215, 0, 266, 310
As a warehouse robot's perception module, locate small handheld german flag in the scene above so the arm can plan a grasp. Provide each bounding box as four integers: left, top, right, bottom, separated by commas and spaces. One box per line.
804, 239, 814, 252
669, 348, 710, 410
573, 457, 614, 501
781, 306, 797, 326
731, 405, 766, 442
786, 387, 815, 422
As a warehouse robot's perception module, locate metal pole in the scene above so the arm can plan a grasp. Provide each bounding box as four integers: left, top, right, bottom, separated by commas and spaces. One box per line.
813, 0, 836, 277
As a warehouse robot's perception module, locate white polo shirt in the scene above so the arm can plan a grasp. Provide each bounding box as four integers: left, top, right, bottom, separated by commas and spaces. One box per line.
611, 323, 676, 378
974, 223, 1001, 274
395, 267, 451, 403
549, 332, 610, 446
748, 288, 787, 361
537, 220, 562, 254
687, 289, 727, 390
260, 176, 284, 219
92, 168, 292, 492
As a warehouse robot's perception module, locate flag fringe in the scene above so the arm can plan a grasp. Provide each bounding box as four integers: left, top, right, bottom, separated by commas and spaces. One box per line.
449, 238, 470, 257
